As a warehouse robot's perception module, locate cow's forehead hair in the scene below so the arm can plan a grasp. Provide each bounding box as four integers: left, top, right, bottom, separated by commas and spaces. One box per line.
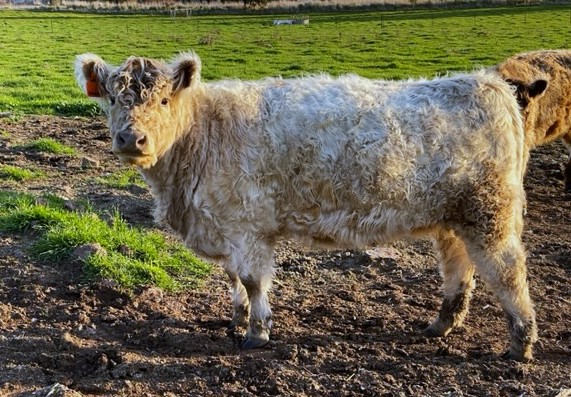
108, 56, 171, 97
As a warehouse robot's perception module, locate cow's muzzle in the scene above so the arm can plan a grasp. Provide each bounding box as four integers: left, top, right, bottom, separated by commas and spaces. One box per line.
114, 130, 147, 154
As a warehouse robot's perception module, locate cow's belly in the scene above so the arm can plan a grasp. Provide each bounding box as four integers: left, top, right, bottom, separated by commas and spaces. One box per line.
281, 204, 438, 249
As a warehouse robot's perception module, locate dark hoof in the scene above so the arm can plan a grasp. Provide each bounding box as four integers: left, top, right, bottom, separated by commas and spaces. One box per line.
423, 325, 446, 337
240, 335, 269, 350
501, 349, 533, 363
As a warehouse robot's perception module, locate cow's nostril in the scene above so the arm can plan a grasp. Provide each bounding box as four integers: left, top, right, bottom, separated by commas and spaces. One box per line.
117, 133, 126, 146
136, 135, 147, 149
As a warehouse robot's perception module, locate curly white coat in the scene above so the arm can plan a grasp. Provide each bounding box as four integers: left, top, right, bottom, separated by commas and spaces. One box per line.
75, 52, 537, 361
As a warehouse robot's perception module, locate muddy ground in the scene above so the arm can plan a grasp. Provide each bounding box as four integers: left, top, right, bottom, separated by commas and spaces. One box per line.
0, 115, 569, 397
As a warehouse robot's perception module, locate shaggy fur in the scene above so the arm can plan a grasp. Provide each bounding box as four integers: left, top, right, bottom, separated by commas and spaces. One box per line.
75, 52, 537, 361
495, 49, 571, 190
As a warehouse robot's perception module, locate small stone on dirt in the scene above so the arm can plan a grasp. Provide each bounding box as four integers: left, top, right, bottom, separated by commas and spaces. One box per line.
80, 156, 100, 169
72, 243, 106, 262
28, 383, 83, 397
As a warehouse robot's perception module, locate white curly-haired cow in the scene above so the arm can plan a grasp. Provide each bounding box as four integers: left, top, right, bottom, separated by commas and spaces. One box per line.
495, 49, 571, 190
75, 51, 543, 361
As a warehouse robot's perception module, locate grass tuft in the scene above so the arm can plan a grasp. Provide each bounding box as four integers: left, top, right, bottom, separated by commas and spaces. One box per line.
0, 165, 45, 182
17, 138, 76, 156
54, 101, 101, 117
95, 169, 146, 190
0, 192, 68, 234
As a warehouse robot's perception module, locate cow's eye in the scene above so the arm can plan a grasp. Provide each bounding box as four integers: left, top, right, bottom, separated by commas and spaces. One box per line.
109, 96, 116, 106
161, 98, 169, 106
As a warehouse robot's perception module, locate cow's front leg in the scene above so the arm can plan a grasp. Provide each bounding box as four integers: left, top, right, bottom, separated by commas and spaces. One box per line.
240, 274, 273, 349
232, 240, 275, 349
225, 269, 250, 329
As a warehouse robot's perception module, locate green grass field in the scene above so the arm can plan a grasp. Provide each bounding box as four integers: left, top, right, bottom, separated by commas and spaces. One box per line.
1, 5, 571, 115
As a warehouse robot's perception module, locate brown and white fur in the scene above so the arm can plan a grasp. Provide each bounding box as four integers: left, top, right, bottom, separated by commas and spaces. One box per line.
495, 49, 571, 190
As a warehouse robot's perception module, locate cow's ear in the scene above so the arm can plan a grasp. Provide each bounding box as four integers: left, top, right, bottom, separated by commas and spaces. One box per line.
74, 53, 110, 98
171, 51, 202, 93
507, 79, 548, 108
526, 79, 548, 98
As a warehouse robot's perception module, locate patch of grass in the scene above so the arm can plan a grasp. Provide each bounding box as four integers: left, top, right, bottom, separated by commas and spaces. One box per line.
0, 192, 66, 233
54, 101, 100, 117
0, 165, 45, 182
17, 138, 76, 156
0, 191, 210, 291
96, 168, 146, 190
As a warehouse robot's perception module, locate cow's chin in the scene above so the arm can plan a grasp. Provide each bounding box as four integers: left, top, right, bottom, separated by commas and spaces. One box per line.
116, 153, 157, 169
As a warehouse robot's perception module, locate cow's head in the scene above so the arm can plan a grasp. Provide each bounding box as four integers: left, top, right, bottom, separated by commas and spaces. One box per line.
495, 50, 571, 148
74, 52, 202, 168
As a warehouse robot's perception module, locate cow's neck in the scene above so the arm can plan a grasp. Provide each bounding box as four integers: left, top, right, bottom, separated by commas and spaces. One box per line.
138, 99, 208, 196
138, 85, 257, 204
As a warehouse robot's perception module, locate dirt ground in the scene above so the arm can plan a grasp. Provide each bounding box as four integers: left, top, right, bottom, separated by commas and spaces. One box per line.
0, 115, 569, 397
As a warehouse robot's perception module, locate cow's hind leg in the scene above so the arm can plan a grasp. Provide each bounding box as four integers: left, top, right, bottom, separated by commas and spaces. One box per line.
425, 229, 475, 337
564, 154, 571, 191
226, 270, 250, 329
562, 133, 571, 191
464, 235, 536, 361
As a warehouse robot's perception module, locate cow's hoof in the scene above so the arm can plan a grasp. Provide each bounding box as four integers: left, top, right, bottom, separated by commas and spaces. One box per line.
503, 347, 533, 362
240, 334, 269, 350
423, 320, 451, 337
423, 326, 443, 337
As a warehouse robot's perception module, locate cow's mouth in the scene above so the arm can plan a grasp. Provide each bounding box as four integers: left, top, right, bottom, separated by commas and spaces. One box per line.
115, 152, 157, 168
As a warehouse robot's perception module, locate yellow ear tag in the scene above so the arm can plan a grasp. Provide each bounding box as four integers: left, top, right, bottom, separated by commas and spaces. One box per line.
86, 72, 100, 97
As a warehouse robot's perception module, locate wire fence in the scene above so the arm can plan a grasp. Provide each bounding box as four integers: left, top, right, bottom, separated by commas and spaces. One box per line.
1, 0, 568, 14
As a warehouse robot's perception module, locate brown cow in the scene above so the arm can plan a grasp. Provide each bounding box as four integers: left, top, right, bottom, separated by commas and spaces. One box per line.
495, 49, 571, 190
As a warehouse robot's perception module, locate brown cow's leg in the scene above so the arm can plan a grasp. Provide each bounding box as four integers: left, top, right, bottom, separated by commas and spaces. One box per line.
464, 234, 536, 361
226, 270, 250, 329
562, 133, 571, 191
564, 155, 571, 191
425, 229, 475, 337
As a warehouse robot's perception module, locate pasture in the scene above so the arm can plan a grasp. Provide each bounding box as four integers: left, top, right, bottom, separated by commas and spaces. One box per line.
2, 6, 571, 114
0, 5, 569, 397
